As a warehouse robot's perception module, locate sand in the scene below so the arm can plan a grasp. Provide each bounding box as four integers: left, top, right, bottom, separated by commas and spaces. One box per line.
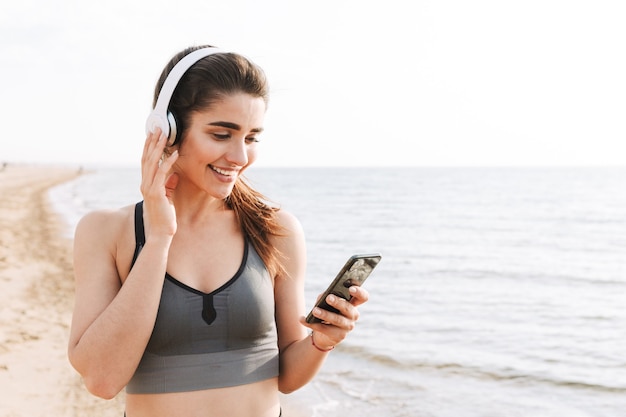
0, 164, 125, 416
0, 163, 307, 417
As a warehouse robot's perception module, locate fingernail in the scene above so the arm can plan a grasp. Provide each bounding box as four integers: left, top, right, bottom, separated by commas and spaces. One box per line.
313, 307, 322, 315
349, 287, 357, 294
327, 295, 336, 303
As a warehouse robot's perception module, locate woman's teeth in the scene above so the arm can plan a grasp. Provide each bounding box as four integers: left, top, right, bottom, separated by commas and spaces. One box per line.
211, 166, 235, 176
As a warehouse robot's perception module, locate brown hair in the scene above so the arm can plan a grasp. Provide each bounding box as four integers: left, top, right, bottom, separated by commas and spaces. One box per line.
153, 45, 286, 278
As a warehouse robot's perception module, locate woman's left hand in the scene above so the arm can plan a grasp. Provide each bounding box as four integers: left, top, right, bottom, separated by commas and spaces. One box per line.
300, 286, 370, 350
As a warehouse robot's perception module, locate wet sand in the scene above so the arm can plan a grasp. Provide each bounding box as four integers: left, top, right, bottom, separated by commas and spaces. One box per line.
0, 164, 125, 416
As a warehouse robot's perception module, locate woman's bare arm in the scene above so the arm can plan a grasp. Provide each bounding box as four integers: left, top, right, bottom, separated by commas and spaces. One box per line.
67, 209, 172, 399
68, 131, 179, 399
273, 210, 369, 393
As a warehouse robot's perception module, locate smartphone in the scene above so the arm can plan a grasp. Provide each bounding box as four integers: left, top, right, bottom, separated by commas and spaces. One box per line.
305, 253, 382, 324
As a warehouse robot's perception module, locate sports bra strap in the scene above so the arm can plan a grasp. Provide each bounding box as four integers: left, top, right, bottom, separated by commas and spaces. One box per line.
131, 201, 145, 268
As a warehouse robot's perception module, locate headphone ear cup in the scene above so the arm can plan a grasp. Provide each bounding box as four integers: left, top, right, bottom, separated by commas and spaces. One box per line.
166, 111, 178, 146
145, 111, 170, 139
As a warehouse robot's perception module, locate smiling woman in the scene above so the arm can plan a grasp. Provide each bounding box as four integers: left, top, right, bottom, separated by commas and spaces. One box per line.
66, 45, 370, 417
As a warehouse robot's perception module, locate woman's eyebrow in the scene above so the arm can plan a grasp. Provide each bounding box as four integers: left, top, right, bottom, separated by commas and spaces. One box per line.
208, 121, 264, 133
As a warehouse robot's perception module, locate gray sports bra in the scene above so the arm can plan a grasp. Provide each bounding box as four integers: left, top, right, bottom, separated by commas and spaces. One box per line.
126, 202, 279, 394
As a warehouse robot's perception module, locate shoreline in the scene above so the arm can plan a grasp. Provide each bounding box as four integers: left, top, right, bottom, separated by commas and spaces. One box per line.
0, 164, 125, 416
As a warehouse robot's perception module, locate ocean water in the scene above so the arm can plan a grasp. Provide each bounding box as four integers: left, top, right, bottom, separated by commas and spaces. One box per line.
50, 166, 626, 417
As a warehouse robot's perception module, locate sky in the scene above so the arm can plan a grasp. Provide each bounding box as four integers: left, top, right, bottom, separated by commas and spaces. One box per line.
2, 0, 625, 167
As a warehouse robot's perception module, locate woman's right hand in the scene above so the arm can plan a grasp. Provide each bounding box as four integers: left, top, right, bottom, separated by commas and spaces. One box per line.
140, 129, 179, 239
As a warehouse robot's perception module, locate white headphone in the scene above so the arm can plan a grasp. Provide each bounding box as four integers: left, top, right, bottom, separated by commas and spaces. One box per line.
145, 47, 225, 146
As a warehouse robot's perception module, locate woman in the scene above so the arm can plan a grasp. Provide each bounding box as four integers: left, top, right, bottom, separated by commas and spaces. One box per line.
67, 45, 369, 417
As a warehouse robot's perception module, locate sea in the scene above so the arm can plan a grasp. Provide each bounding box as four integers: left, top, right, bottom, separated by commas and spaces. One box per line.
49, 166, 626, 417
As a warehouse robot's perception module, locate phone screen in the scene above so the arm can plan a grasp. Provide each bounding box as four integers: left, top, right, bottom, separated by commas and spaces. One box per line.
305, 253, 381, 324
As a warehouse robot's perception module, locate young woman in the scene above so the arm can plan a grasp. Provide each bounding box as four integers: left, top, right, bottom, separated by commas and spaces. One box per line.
67, 45, 369, 417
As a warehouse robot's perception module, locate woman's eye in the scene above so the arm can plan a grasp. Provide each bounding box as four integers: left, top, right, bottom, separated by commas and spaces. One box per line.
246, 136, 260, 143
213, 133, 230, 140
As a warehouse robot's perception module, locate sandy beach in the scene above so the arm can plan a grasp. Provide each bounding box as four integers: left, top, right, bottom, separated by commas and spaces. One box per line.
0, 164, 307, 417
0, 164, 126, 417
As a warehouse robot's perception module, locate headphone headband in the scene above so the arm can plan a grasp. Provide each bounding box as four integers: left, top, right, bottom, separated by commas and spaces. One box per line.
145, 47, 225, 144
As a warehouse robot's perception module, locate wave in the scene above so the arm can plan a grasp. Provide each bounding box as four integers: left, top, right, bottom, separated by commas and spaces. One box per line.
337, 344, 626, 394
425, 267, 626, 286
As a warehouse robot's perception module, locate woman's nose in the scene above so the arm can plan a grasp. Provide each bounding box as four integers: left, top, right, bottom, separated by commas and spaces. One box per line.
225, 138, 249, 166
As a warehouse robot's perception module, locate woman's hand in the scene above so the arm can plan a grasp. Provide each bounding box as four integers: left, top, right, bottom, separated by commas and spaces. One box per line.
140, 129, 179, 239
300, 286, 370, 351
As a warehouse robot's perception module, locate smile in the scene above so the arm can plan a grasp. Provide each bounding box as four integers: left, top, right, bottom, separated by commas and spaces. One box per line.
210, 165, 238, 177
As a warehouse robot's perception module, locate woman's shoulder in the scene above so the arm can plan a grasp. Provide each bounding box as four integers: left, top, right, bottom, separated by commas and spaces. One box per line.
274, 208, 303, 235
75, 203, 137, 240
271, 208, 306, 257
